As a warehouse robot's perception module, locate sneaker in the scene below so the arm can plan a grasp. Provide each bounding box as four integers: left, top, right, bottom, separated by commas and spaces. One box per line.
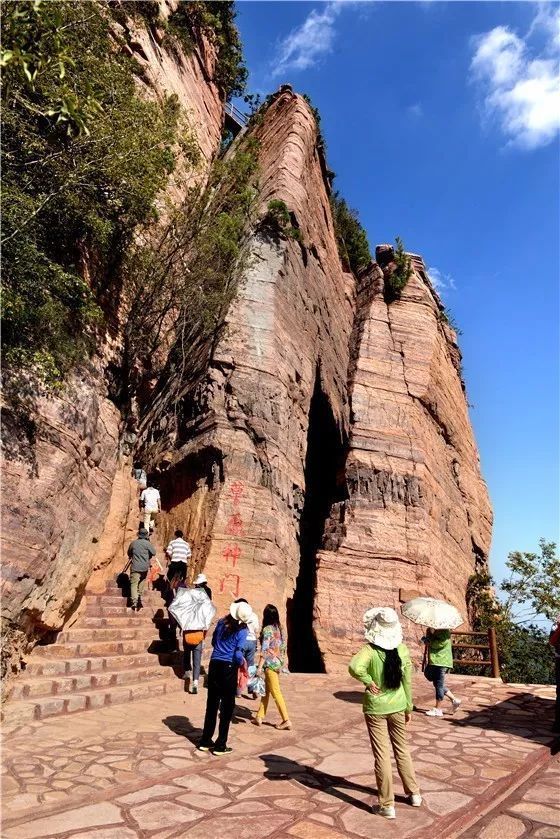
426, 708, 444, 717
130, 604, 137, 612
252, 716, 262, 726
212, 746, 233, 756
275, 719, 292, 730
197, 742, 213, 752
451, 698, 462, 713
190, 683, 198, 695
409, 794, 423, 807
374, 805, 396, 819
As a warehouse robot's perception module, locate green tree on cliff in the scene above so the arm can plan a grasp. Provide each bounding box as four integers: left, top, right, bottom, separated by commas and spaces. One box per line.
463, 539, 558, 684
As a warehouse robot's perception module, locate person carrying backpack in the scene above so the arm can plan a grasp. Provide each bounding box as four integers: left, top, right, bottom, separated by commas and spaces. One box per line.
349, 607, 422, 820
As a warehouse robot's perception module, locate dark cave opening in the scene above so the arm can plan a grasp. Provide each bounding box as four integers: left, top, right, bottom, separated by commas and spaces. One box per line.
287, 368, 346, 673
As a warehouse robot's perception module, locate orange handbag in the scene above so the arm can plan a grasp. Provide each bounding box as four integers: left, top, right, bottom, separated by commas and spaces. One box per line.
183, 630, 205, 646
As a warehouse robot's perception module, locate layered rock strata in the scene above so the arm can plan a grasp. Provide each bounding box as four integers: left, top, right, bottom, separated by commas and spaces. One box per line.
156, 90, 355, 670
314, 252, 493, 667
155, 92, 492, 671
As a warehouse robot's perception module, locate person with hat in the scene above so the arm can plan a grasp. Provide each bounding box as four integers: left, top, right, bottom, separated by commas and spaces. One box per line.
197, 600, 252, 755
349, 607, 422, 820
126, 528, 157, 612
168, 573, 215, 695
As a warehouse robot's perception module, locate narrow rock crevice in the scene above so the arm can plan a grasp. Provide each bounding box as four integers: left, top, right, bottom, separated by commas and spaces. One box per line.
287, 367, 347, 673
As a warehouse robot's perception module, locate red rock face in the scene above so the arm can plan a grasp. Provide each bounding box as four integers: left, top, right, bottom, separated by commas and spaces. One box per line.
156, 92, 492, 671
314, 256, 493, 669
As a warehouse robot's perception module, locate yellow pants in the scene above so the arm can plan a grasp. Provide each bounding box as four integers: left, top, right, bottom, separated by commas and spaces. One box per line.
256, 669, 289, 722
365, 712, 420, 807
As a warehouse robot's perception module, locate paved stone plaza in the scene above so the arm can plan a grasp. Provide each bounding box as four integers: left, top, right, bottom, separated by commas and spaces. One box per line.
1, 672, 558, 838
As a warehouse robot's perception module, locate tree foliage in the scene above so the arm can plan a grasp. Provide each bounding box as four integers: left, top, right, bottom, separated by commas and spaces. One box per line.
330, 192, 371, 275
384, 236, 413, 303
123, 138, 260, 448
1, 0, 183, 384
501, 539, 560, 622
459, 540, 558, 685
166, 1, 247, 99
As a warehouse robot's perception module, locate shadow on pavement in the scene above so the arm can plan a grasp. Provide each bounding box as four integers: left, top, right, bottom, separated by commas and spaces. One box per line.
162, 714, 201, 745
451, 693, 557, 750
333, 690, 364, 704
260, 753, 410, 813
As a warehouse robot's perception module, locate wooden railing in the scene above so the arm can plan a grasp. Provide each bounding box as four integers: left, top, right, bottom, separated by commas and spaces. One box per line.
451, 627, 500, 679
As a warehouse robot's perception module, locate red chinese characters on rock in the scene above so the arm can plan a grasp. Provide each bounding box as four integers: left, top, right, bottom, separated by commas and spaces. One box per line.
222, 544, 241, 568
220, 573, 240, 597
226, 512, 244, 537
218, 481, 246, 599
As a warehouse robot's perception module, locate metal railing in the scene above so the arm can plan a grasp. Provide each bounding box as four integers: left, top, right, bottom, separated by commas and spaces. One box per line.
451, 627, 500, 679
224, 101, 248, 128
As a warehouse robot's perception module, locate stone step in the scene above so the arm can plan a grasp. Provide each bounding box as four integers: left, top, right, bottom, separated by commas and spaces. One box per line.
57, 625, 159, 643
23, 650, 180, 678
79, 615, 172, 629
9, 663, 178, 700
32, 637, 175, 660
84, 594, 163, 608
4, 675, 184, 724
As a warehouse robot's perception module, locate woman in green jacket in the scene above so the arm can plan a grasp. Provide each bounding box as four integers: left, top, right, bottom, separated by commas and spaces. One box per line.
349, 607, 422, 821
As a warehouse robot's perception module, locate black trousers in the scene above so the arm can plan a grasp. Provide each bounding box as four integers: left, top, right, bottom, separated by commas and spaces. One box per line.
200, 659, 238, 750
167, 561, 187, 583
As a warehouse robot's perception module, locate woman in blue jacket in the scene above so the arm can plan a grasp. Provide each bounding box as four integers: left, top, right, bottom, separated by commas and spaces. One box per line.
198, 600, 252, 755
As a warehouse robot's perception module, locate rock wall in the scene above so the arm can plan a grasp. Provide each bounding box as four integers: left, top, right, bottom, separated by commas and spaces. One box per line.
157, 94, 492, 671
0, 5, 224, 679
157, 90, 355, 668
314, 252, 493, 668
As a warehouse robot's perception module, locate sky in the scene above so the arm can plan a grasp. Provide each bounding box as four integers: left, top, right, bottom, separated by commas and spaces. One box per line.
232, 1, 560, 600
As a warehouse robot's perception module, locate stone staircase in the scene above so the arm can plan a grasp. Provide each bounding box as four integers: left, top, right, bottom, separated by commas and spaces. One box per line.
3, 578, 184, 731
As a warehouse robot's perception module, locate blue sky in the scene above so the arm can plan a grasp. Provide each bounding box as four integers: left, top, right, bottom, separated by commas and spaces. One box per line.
233, 1, 560, 599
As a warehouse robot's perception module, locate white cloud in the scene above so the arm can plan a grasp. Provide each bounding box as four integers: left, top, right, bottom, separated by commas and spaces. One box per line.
272, 2, 344, 77
427, 266, 456, 295
407, 102, 424, 118
470, 6, 560, 150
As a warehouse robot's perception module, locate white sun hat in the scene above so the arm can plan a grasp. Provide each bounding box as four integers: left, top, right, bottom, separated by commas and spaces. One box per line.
230, 601, 253, 624
194, 573, 208, 585
363, 607, 403, 650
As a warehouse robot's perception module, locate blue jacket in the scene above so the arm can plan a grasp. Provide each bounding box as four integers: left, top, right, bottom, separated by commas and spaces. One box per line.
211, 618, 248, 666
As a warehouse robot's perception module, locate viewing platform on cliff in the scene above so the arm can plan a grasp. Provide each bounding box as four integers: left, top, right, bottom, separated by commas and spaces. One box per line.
224, 101, 248, 136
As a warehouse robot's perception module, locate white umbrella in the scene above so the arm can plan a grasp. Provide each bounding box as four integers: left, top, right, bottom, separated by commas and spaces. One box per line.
401, 597, 464, 630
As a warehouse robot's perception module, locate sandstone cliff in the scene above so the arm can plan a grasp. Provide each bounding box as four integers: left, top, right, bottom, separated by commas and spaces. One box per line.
152, 90, 492, 671
2, 18, 492, 679
0, 5, 223, 679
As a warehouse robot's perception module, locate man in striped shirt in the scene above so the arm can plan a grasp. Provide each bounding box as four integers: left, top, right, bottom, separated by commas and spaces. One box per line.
166, 530, 191, 584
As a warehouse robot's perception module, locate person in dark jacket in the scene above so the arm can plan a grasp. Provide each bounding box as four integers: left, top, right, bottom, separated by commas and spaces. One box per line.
127, 528, 156, 611
198, 600, 252, 755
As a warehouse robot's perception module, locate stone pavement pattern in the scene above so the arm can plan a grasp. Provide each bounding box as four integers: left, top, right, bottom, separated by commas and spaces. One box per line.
462, 754, 560, 838
2, 673, 557, 838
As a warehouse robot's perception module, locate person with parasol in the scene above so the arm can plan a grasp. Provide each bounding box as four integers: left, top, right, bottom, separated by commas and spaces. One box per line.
401, 597, 463, 717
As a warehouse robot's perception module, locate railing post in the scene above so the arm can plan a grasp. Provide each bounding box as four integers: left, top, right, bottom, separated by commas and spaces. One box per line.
488, 626, 500, 679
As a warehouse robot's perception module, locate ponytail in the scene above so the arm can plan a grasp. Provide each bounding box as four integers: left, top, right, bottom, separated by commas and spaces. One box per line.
383, 647, 403, 690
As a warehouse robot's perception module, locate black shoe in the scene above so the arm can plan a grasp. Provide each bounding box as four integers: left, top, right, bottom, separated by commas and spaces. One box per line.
190, 684, 198, 695
137, 599, 143, 610
212, 746, 233, 756
131, 604, 137, 612
197, 742, 214, 752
